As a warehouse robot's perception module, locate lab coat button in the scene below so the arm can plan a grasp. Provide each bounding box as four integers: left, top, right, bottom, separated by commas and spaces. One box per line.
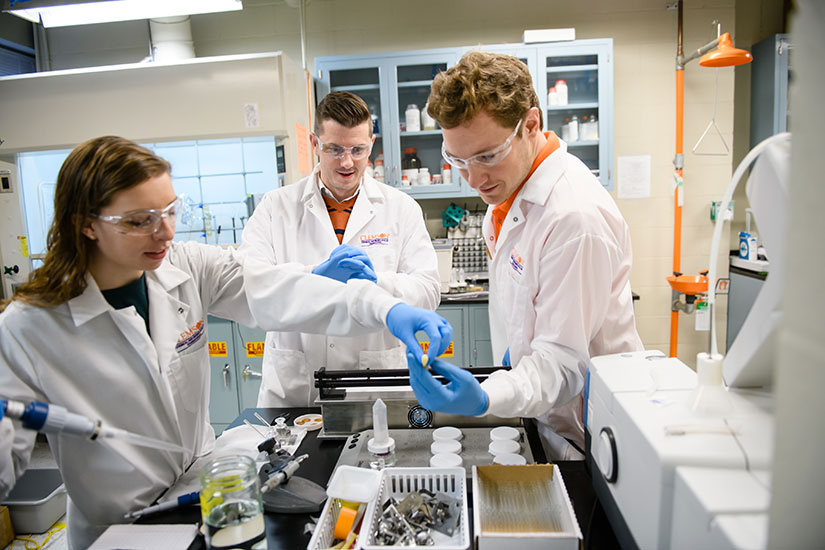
178, 307, 184, 314
329, 343, 335, 349
513, 216, 519, 222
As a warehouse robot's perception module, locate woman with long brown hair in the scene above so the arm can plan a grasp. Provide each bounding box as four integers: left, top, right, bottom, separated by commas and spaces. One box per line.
0, 136, 450, 548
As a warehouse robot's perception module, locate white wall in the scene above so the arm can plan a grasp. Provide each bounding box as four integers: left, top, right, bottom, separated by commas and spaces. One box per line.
34, 0, 788, 367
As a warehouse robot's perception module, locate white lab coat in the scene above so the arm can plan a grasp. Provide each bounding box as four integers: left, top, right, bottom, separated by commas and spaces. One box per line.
0, 241, 399, 548
240, 168, 440, 407
480, 140, 643, 460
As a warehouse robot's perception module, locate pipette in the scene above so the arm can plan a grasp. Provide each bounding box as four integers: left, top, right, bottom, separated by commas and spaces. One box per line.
124, 491, 200, 520
367, 398, 396, 468
0, 399, 186, 453
260, 453, 308, 493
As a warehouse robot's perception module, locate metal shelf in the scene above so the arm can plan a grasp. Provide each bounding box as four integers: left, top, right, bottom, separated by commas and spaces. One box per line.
547, 102, 599, 111
400, 129, 442, 137
330, 84, 380, 92
567, 140, 600, 147
397, 80, 434, 88
546, 64, 598, 73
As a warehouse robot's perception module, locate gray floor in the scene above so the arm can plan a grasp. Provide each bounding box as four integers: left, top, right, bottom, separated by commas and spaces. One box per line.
3, 436, 68, 550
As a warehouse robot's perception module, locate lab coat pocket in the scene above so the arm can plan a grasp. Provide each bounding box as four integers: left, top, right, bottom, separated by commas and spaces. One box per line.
262, 348, 310, 404
365, 246, 399, 272
359, 345, 406, 370
167, 350, 207, 414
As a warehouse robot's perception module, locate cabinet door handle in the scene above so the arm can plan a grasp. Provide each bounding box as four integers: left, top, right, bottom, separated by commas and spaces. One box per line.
242, 365, 262, 381
391, 165, 397, 186
473, 347, 478, 365
222, 364, 231, 388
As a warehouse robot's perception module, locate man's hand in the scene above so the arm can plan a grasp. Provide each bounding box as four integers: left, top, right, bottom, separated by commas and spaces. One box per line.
407, 354, 489, 416
386, 303, 452, 365
312, 244, 377, 283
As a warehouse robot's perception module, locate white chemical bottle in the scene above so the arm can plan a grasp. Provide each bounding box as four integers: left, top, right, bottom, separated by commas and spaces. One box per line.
568, 115, 579, 141
554, 79, 568, 105
421, 102, 437, 130
405, 104, 421, 132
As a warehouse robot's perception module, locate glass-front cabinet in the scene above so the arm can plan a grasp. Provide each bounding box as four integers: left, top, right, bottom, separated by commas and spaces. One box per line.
315, 39, 613, 198
315, 51, 462, 198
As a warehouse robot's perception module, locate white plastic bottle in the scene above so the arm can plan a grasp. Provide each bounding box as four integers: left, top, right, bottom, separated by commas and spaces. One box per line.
554, 79, 568, 106
373, 153, 385, 182
418, 167, 430, 185
405, 104, 421, 132
421, 103, 436, 130
547, 87, 558, 106
568, 115, 579, 141
441, 163, 452, 185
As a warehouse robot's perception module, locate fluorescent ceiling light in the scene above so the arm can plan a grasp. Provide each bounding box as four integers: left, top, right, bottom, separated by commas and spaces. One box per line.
6, 0, 243, 28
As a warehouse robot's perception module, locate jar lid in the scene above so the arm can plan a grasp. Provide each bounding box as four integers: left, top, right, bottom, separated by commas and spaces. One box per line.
488, 439, 520, 456
432, 426, 463, 441
430, 453, 462, 468
490, 426, 520, 441
431, 439, 462, 455
406, 104, 418, 109
493, 453, 527, 465
555, 79, 567, 85
404, 147, 416, 154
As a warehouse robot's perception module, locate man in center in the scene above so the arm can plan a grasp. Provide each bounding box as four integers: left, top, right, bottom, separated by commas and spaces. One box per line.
241, 91, 441, 406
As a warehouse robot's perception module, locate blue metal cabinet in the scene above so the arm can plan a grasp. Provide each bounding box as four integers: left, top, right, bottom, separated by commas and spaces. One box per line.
206, 316, 240, 434
468, 303, 493, 366
416, 304, 467, 367
233, 324, 266, 411
206, 316, 265, 433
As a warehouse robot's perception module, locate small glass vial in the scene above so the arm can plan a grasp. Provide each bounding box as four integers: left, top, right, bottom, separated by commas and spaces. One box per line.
367, 439, 396, 470
272, 417, 291, 447
200, 455, 266, 550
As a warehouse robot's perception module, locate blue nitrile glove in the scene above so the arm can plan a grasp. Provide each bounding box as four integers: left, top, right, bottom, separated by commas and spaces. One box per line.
407, 353, 489, 416
502, 348, 511, 367
312, 244, 377, 283
386, 303, 452, 365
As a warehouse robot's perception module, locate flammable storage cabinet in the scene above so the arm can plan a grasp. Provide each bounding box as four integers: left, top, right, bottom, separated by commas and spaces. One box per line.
428, 302, 493, 367
206, 316, 265, 434
314, 38, 613, 200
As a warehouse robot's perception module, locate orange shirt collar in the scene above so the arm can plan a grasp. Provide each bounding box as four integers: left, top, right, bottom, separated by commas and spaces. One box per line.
491, 131, 560, 241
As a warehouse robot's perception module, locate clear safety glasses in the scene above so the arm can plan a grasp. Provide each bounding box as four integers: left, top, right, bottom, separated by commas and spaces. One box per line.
314, 136, 375, 160
94, 196, 182, 236
441, 119, 523, 170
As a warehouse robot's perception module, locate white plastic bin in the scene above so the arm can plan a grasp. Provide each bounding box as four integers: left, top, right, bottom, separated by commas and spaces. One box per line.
0, 469, 66, 534
362, 467, 469, 550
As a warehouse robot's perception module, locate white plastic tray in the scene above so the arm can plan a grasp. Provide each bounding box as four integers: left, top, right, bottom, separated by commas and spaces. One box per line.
362, 467, 469, 550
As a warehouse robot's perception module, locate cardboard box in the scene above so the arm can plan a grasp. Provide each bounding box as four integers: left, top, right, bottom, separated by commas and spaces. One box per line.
0, 505, 14, 548
472, 464, 582, 550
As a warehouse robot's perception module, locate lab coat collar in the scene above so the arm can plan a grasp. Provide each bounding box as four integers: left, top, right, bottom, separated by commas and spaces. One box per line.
482, 140, 569, 255
149, 255, 193, 294
300, 165, 387, 205
518, 138, 569, 208
67, 274, 112, 327
67, 261, 192, 327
